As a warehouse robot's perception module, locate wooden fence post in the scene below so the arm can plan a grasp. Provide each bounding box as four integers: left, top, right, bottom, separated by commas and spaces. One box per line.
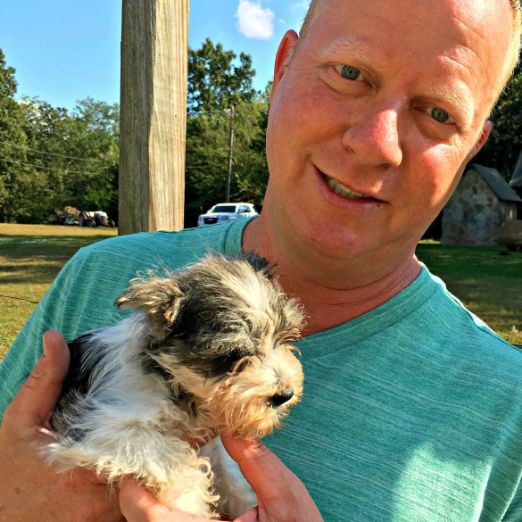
119, 0, 189, 234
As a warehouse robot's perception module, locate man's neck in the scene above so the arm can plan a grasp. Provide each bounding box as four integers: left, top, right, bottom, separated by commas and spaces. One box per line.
243, 218, 422, 336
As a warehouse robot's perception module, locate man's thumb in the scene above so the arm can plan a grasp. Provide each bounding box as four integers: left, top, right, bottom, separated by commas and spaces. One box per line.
6, 330, 70, 428
221, 435, 298, 501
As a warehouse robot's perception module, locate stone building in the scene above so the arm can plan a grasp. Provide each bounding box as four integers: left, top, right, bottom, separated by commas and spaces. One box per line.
441, 163, 521, 245
510, 150, 522, 214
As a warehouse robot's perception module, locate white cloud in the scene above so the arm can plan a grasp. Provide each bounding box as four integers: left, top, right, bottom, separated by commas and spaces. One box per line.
236, 0, 275, 40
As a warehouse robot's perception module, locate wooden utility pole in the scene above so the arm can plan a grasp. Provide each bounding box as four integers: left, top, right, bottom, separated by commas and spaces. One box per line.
226, 105, 235, 203
119, 0, 189, 234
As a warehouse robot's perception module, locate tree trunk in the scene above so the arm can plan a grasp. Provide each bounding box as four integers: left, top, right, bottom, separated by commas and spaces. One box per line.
119, 0, 189, 234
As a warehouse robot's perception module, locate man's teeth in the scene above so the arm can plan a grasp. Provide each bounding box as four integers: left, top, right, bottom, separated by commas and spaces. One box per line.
326, 177, 368, 199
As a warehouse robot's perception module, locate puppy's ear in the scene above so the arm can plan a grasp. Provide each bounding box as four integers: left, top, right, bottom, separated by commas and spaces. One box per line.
116, 276, 183, 329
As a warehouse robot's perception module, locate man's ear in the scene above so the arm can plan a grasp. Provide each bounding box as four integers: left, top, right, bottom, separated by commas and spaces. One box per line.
467, 119, 493, 160
270, 30, 299, 102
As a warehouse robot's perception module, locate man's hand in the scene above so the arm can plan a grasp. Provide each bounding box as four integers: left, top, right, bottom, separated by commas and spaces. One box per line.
119, 435, 322, 522
0, 331, 123, 522
222, 435, 323, 522
119, 477, 226, 522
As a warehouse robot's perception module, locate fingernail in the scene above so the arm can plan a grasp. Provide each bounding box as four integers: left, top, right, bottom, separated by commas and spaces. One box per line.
42, 330, 56, 357
42, 334, 49, 357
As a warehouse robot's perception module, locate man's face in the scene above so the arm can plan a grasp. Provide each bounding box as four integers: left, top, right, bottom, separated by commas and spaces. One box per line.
264, 0, 512, 267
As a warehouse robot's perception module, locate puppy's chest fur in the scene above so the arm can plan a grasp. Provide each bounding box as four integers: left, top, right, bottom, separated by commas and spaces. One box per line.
47, 254, 305, 519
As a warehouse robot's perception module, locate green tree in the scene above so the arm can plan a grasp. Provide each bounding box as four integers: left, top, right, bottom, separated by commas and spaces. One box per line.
66, 98, 119, 218
185, 96, 269, 226
184, 40, 269, 226
0, 49, 28, 222
16, 97, 119, 223
19, 100, 77, 221
188, 38, 257, 114
474, 64, 522, 179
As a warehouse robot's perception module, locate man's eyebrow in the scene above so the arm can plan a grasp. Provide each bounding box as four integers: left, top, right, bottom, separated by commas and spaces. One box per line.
421, 84, 474, 114
320, 39, 475, 107
319, 36, 380, 70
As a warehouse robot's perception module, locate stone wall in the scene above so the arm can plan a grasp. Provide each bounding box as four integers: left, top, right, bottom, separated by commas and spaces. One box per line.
441, 169, 518, 245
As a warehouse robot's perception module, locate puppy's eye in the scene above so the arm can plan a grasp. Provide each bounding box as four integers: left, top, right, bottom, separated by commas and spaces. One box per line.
233, 357, 251, 373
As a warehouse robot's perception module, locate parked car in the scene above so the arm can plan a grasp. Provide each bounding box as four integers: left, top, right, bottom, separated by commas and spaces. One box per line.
197, 203, 258, 226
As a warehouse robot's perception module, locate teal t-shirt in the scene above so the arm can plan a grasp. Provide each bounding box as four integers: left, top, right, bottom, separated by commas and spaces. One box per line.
1, 219, 521, 521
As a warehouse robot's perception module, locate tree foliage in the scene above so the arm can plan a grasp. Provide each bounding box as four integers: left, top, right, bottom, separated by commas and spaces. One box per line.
185, 97, 269, 225
474, 64, 522, 180
11, 97, 119, 223
0, 39, 270, 226
184, 40, 269, 226
188, 38, 257, 114
0, 49, 28, 222
0, 49, 120, 224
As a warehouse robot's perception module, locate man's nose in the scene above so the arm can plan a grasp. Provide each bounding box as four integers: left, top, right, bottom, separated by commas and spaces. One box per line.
341, 106, 403, 168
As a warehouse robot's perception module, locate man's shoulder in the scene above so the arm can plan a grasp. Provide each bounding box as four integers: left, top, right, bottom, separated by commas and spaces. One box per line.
424, 271, 520, 353
413, 270, 522, 390
80, 223, 234, 258
69, 221, 246, 274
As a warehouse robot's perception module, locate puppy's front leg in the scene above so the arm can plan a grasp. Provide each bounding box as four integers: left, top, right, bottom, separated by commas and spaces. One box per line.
199, 437, 257, 519
155, 437, 219, 519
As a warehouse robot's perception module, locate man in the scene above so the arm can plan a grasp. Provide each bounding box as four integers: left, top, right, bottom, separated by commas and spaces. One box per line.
1, 0, 521, 520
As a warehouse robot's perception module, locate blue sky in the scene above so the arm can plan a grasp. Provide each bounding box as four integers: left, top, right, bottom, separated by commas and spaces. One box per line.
0, 0, 309, 111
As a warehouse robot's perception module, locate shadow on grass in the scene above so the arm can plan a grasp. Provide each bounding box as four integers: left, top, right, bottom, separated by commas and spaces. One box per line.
0, 235, 110, 287
0, 263, 63, 285
0, 235, 109, 259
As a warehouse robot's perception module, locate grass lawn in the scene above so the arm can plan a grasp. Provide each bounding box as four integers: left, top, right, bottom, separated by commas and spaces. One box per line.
0, 224, 520, 361
0, 224, 117, 359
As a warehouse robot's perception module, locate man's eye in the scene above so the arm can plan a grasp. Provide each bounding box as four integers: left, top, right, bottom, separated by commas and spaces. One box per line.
334, 64, 364, 81
430, 107, 455, 124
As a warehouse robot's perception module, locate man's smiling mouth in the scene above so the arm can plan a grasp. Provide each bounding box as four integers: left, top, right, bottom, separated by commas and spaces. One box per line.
325, 176, 375, 200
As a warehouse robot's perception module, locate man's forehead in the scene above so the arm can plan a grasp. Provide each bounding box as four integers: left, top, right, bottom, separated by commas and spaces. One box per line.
301, 0, 515, 110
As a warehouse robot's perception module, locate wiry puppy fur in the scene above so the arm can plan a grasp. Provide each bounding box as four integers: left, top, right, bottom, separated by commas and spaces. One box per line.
47, 254, 304, 519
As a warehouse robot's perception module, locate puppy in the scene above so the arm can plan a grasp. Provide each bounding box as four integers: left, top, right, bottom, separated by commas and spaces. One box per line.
46, 254, 304, 519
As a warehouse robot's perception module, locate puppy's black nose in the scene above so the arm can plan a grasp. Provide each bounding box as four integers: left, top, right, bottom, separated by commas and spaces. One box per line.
270, 387, 294, 407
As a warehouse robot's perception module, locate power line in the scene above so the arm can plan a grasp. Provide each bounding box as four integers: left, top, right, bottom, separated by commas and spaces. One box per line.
8, 143, 114, 168
0, 156, 109, 177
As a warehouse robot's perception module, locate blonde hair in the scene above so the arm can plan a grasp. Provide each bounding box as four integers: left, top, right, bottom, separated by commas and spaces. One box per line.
300, 0, 521, 91
505, 1, 522, 77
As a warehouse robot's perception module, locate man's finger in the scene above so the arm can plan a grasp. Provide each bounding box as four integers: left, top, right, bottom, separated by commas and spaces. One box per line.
233, 507, 258, 522
5, 330, 70, 428
119, 477, 162, 519
221, 435, 300, 502
222, 435, 323, 521
119, 477, 211, 521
